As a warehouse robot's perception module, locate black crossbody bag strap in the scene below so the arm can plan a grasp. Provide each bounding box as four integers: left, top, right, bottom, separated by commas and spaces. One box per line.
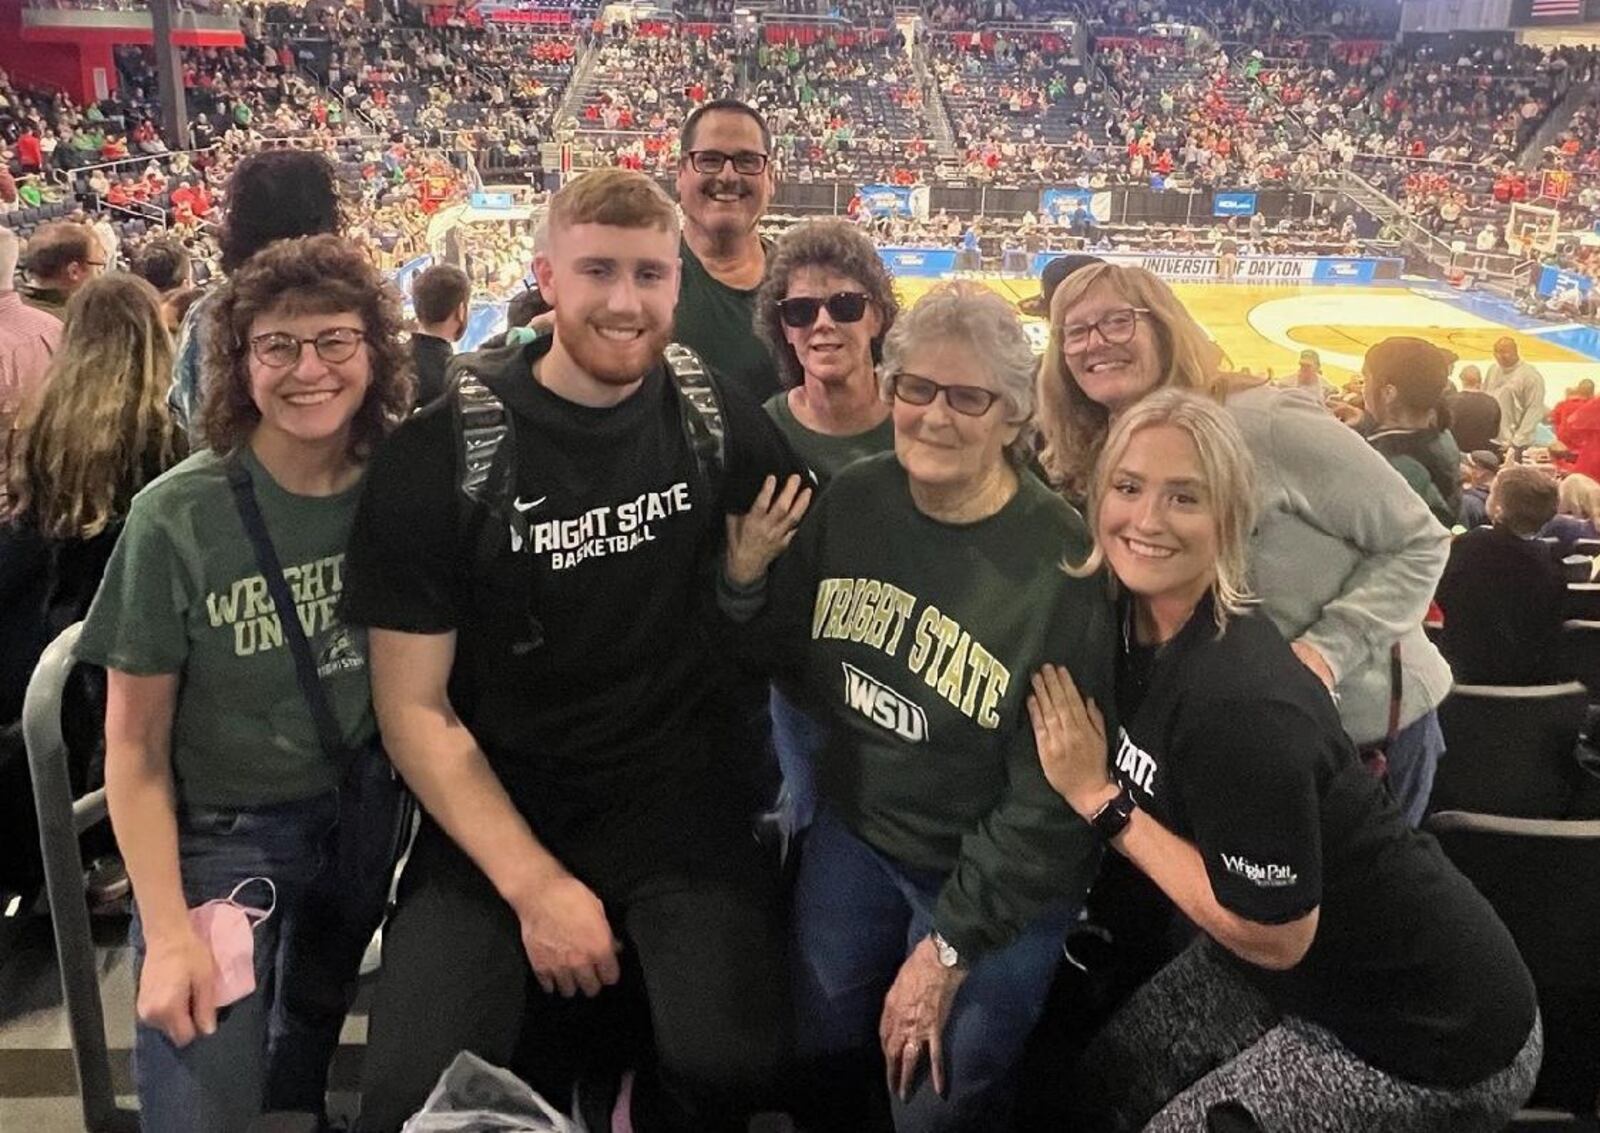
224, 453, 349, 763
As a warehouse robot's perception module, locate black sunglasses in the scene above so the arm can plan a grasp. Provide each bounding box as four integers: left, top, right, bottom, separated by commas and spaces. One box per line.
776, 291, 871, 328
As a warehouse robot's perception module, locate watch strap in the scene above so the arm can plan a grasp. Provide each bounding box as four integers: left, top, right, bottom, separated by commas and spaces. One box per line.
1089, 785, 1137, 842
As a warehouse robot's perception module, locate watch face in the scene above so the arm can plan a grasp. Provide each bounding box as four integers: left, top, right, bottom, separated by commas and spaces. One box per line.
934, 935, 959, 968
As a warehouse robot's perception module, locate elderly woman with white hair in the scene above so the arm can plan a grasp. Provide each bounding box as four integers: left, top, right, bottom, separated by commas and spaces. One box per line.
720, 281, 1113, 1132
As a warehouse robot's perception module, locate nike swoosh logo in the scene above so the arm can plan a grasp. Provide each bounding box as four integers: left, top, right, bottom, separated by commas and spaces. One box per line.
512, 496, 546, 513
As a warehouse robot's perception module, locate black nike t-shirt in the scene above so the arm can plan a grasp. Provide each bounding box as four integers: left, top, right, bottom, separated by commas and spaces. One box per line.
1113, 595, 1536, 1088
342, 335, 804, 843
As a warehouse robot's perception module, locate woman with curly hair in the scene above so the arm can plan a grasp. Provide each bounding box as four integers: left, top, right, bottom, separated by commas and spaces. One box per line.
167, 148, 344, 435
78, 234, 413, 1132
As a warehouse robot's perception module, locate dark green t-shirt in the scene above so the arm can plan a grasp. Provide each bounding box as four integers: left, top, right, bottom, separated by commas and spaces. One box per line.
77, 447, 375, 807
763, 391, 895, 487
675, 237, 781, 405
759, 453, 1114, 960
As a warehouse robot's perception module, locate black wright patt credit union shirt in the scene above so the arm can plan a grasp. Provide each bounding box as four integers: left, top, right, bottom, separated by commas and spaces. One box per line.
1112, 594, 1536, 1089
342, 336, 805, 826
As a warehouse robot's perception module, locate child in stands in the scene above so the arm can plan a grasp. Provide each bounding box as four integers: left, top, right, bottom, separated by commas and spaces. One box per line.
1437, 465, 1566, 685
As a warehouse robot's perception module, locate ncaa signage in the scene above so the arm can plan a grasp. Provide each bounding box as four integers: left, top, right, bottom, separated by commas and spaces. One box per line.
1537, 264, 1594, 299
1311, 259, 1378, 284
879, 248, 958, 276
860, 184, 916, 218
1212, 191, 1258, 217
1041, 188, 1112, 224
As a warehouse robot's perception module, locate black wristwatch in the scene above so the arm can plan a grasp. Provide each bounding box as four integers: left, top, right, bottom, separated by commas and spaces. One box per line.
1089, 785, 1137, 842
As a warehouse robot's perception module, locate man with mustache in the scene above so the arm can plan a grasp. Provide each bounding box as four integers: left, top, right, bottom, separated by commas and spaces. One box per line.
674, 99, 783, 403
345, 167, 805, 1132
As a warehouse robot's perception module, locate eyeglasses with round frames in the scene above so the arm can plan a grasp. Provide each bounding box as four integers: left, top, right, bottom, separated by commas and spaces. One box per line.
776, 291, 870, 328
1060, 306, 1151, 354
890, 372, 1004, 417
249, 328, 367, 369
685, 149, 770, 176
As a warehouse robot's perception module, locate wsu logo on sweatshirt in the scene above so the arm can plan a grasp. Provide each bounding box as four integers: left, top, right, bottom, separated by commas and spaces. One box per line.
841, 663, 928, 743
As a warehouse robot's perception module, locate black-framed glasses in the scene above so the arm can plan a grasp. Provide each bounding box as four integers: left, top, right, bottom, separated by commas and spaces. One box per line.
890, 372, 1004, 417
684, 149, 770, 175
249, 327, 367, 369
1060, 306, 1151, 354
777, 291, 870, 328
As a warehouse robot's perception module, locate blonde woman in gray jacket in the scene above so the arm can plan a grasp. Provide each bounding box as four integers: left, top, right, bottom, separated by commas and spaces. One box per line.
1037, 264, 1452, 826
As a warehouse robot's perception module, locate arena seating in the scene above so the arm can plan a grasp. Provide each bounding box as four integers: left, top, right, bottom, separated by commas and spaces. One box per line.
751, 27, 943, 181
1426, 811, 1600, 1117
1431, 683, 1592, 820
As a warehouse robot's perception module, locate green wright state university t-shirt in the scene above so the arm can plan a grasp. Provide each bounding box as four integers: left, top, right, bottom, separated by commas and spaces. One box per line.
674, 237, 782, 405
77, 447, 376, 808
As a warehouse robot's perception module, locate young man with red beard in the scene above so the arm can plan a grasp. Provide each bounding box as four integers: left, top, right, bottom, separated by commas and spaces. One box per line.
344, 168, 806, 1132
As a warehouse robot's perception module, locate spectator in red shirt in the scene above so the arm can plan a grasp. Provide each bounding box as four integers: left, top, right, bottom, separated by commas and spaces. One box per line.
1553, 379, 1594, 436
16, 130, 42, 172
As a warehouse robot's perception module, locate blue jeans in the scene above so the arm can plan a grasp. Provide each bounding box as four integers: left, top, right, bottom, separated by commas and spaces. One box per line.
1384, 709, 1445, 828
771, 685, 827, 836
130, 744, 406, 1132
793, 808, 1073, 1132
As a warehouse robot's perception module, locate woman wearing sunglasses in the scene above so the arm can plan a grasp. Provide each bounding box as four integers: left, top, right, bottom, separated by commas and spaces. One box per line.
78, 235, 413, 1131
1040, 264, 1453, 828
722, 282, 1111, 1131
753, 218, 900, 835
1028, 390, 1539, 1131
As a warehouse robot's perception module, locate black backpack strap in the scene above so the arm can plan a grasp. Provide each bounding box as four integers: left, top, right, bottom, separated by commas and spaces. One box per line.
223, 454, 349, 764
450, 368, 543, 655
664, 342, 727, 493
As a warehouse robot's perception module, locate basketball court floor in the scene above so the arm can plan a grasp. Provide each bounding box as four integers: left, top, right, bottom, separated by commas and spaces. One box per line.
931, 275, 1600, 396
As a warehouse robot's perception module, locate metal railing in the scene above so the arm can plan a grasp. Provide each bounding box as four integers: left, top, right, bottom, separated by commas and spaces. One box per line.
25, 623, 138, 1132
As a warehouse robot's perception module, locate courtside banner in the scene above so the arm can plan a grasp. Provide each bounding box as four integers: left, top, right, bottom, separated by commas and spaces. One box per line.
879, 247, 960, 274
1213, 191, 1258, 217
1040, 188, 1114, 224
1537, 264, 1594, 299
884, 250, 1403, 282
860, 185, 917, 217
1103, 254, 1401, 284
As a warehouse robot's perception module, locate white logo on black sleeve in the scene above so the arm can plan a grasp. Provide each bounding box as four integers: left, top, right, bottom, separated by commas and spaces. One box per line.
842, 662, 928, 742
1113, 728, 1158, 797
1221, 853, 1299, 888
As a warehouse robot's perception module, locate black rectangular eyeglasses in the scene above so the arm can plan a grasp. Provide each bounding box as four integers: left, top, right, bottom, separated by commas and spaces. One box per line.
890, 372, 1003, 417
685, 149, 770, 175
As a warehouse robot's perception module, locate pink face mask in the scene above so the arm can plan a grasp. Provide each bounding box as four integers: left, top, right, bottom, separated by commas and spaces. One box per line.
189, 877, 275, 1008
